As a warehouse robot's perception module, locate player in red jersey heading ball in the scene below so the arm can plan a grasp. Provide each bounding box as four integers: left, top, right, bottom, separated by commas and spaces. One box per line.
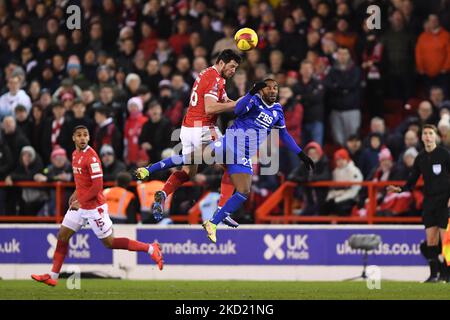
31, 125, 163, 287
137, 50, 242, 227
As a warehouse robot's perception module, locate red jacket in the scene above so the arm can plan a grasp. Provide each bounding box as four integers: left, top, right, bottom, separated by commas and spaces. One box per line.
282, 102, 303, 145
139, 37, 158, 59
169, 33, 190, 55
124, 114, 148, 165
416, 28, 450, 77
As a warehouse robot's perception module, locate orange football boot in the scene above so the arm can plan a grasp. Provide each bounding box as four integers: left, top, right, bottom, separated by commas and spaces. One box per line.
31, 274, 58, 287
150, 242, 164, 271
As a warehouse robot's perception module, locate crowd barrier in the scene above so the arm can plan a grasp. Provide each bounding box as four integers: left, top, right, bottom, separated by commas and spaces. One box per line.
0, 180, 423, 224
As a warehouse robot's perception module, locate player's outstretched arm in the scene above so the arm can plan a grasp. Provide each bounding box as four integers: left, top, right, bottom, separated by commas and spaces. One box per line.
279, 127, 315, 171
234, 82, 268, 116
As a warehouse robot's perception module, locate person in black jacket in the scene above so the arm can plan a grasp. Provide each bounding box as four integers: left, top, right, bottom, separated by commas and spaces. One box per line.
34, 147, 73, 216
295, 60, 325, 146
93, 107, 123, 161
324, 47, 362, 146
139, 101, 173, 163
345, 134, 363, 170
40, 102, 68, 165
1, 116, 30, 164
388, 125, 450, 282
5, 146, 45, 215
0, 133, 13, 215
14, 104, 33, 141
288, 142, 331, 215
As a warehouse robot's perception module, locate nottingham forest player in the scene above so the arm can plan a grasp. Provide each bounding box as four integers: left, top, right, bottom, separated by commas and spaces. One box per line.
31, 125, 163, 286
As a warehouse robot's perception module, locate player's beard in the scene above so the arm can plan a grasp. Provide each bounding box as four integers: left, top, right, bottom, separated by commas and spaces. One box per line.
77, 142, 87, 150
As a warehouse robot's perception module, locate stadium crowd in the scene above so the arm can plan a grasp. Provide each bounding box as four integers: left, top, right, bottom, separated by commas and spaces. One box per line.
0, 0, 450, 222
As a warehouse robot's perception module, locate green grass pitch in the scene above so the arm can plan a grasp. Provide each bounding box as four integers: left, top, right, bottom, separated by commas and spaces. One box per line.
0, 280, 449, 300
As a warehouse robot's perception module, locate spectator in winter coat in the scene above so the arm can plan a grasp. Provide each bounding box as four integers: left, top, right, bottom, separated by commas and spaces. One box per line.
324, 47, 362, 146
382, 10, 415, 102
1, 116, 30, 165
139, 101, 173, 163
5, 146, 45, 215
40, 102, 67, 165
321, 148, 363, 216
0, 75, 32, 121
93, 107, 123, 161
124, 97, 148, 168
34, 147, 73, 215
415, 14, 450, 94
0, 133, 13, 215
288, 142, 331, 216
295, 60, 325, 146
346, 134, 363, 170
360, 132, 383, 179
394, 147, 419, 180
100, 145, 127, 182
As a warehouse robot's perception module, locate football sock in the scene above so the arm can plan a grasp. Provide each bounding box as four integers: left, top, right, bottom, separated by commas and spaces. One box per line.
218, 169, 235, 208
146, 155, 186, 174
211, 192, 247, 225
438, 254, 448, 280
428, 245, 440, 278
162, 170, 190, 196
111, 238, 151, 253
50, 272, 59, 280
50, 240, 69, 278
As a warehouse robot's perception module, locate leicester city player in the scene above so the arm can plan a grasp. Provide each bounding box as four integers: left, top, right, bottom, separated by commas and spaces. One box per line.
136, 79, 314, 242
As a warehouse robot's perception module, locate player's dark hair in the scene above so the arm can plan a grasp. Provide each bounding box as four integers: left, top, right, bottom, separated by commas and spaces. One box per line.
72, 125, 88, 135
216, 49, 241, 65
263, 78, 277, 83
116, 172, 132, 188
423, 124, 438, 134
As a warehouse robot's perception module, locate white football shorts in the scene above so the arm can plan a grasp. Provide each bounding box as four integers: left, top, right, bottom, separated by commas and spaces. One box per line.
180, 125, 222, 155
62, 203, 113, 239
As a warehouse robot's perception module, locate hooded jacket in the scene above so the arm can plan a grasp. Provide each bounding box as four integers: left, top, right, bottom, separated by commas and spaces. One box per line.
327, 159, 363, 203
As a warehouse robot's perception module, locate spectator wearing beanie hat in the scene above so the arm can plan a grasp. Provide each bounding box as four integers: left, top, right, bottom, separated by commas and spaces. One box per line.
321, 148, 363, 216
34, 147, 72, 183
66, 55, 91, 90
124, 97, 148, 168
366, 148, 398, 187
5, 145, 45, 215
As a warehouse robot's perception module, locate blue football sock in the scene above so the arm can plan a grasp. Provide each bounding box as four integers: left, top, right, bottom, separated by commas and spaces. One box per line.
210, 192, 247, 225
146, 154, 186, 174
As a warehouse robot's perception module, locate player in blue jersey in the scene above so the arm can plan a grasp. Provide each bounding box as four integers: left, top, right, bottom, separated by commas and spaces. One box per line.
136, 79, 314, 242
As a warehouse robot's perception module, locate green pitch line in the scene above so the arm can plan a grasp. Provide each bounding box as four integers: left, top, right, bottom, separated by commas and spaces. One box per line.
0, 280, 449, 300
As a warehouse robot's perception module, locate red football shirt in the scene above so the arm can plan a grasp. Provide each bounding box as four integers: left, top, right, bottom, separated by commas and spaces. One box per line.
182, 66, 228, 127
72, 145, 106, 209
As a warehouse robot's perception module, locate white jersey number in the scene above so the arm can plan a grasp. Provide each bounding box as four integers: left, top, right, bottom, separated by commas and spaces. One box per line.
190, 84, 199, 107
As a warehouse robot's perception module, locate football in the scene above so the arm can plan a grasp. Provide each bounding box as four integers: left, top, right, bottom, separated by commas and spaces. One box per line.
234, 27, 258, 51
